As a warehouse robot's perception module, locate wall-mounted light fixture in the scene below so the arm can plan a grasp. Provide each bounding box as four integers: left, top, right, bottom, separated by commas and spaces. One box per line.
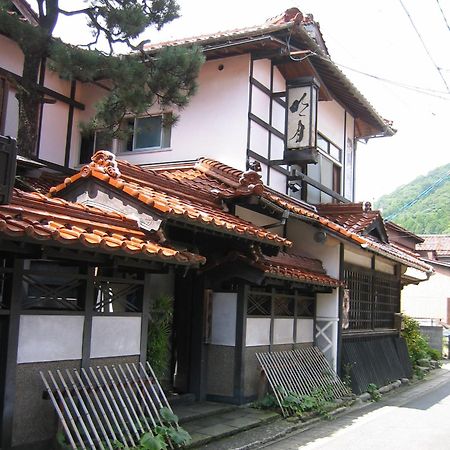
284, 76, 320, 165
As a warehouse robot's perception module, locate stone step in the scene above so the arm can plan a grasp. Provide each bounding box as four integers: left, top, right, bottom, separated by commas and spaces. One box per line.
167, 392, 197, 407
180, 407, 280, 449
173, 401, 238, 425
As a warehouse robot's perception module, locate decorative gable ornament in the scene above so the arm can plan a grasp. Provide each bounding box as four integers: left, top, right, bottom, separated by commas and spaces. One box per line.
81, 150, 121, 179
284, 77, 320, 165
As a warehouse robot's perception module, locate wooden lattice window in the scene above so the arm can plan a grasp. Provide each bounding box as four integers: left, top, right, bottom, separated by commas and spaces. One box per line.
247, 290, 271, 316
373, 274, 399, 329
343, 264, 399, 331
344, 266, 372, 330
93, 275, 144, 313
22, 260, 85, 311
296, 294, 314, 318
273, 293, 294, 317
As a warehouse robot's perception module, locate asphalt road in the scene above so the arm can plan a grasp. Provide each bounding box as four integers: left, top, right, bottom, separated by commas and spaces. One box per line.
262, 363, 450, 450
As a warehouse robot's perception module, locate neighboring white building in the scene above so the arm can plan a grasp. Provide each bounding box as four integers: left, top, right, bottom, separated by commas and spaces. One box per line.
402, 235, 450, 325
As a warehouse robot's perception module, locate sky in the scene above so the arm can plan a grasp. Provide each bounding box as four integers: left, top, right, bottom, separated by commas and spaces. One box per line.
51, 0, 450, 202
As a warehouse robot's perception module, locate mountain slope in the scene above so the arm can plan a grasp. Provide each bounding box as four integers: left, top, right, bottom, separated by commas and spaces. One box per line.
375, 163, 450, 234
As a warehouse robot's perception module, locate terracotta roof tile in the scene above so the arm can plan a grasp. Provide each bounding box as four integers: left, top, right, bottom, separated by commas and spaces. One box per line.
148, 157, 432, 272
0, 189, 205, 266
49, 152, 290, 248
260, 252, 342, 287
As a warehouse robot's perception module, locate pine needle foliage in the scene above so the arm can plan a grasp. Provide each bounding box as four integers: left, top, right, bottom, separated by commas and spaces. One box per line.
0, 0, 204, 157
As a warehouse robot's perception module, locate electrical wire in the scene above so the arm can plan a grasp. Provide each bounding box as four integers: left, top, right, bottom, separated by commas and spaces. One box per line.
398, 0, 449, 92
436, 0, 450, 31
286, 36, 450, 100
327, 60, 450, 100
385, 171, 450, 221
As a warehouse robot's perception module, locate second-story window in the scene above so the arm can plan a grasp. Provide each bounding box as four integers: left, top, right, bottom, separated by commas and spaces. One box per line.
79, 130, 113, 164
307, 133, 342, 203
118, 114, 171, 153
79, 113, 172, 164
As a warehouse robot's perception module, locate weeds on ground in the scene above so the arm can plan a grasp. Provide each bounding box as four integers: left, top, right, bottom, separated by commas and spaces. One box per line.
254, 385, 341, 420
366, 383, 381, 402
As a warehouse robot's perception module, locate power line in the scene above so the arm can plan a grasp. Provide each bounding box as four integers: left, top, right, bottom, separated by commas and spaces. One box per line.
398, 0, 450, 92
330, 60, 450, 100
385, 171, 450, 221
436, 0, 450, 31
310, 51, 450, 100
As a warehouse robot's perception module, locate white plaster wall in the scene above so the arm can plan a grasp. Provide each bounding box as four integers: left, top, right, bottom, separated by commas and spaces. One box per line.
17, 315, 84, 363
4, 87, 19, 138
90, 316, 141, 358
44, 68, 71, 97
246, 318, 271, 346
270, 134, 284, 160
273, 318, 294, 344
317, 99, 345, 148
252, 59, 271, 89
210, 292, 237, 346
271, 101, 285, 134
344, 247, 372, 268
251, 86, 270, 124
402, 268, 450, 321
235, 205, 283, 235
272, 66, 286, 92
375, 256, 395, 274
38, 101, 68, 165
0, 35, 24, 74
269, 168, 287, 194
297, 318, 314, 343
286, 219, 340, 278
344, 113, 355, 200
118, 54, 250, 171
249, 120, 269, 158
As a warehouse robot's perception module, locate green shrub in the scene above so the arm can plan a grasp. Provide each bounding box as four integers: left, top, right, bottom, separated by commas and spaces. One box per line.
366, 383, 381, 402
401, 315, 439, 365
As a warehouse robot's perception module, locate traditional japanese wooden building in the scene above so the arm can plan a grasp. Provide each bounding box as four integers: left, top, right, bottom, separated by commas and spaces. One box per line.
0, 145, 205, 449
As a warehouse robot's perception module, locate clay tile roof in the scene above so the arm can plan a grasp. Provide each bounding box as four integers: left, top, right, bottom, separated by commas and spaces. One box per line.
0, 189, 205, 266
317, 203, 381, 234
417, 235, 450, 255
260, 252, 342, 287
49, 152, 290, 248
148, 157, 434, 272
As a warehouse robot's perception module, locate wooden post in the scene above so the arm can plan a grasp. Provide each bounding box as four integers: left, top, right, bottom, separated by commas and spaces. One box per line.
1, 257, 24, 449
234, 283, 248, 403
140, 273, 152, 365
81, 265, 95, 370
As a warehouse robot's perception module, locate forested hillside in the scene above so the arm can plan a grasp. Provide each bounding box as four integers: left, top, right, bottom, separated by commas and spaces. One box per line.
375, 163, 450, 234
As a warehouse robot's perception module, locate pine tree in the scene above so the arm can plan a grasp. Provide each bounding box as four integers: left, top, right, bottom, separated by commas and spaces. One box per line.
0, 0, 204, 157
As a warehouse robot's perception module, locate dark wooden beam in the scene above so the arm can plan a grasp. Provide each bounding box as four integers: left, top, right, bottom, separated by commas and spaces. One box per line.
248, 112, 284, 140
0, 67, 85, 110
64, 80, 77, 167
250, 77, 286, 107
